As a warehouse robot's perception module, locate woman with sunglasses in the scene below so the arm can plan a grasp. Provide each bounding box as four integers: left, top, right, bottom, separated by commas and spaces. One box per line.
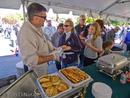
59, 19, 82, 68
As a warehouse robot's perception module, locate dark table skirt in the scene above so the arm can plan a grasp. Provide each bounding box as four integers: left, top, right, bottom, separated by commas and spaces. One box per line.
81, 64, 130, 98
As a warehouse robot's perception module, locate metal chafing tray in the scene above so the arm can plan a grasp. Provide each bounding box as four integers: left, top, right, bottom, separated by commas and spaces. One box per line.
59, 66, 92, 87
0, 70, 40, 98
36, 72, 72, 98
97, 54, 129, 80
36, 72, 93, 98
0, 69, 93, 98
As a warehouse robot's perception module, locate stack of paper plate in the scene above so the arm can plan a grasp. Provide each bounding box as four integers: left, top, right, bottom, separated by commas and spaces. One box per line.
92, 82, 112, 98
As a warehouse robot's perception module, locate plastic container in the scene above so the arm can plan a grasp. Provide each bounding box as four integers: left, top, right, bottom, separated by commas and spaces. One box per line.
120, 73, 127, 84
16, 50, 19, 56
92, 82, 112, 98
16, 61, 24, 78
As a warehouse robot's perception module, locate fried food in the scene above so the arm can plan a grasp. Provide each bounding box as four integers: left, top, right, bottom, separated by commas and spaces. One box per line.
45, 87, 58, 97
61, 45, 70, 50
39, 75, 69, 97
39, 75, 50, 83
68, 72, 80, 82
51, 76, 59, 83
70, 68, 88, 79
56, 83, 68, 92
65, 75, 78, 83
51, 76, 61, 85
39, 78, 50, 83
41, 81, 53, 88
61, 68, 88, 84
39, 75, 49, 79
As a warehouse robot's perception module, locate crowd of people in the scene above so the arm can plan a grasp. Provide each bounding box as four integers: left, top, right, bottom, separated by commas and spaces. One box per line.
1, 24, 19, 39
0, 24, 20, 52
4, 3, 129, 76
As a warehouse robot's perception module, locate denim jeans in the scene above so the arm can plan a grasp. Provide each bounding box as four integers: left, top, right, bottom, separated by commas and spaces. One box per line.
79, 50, 84, 66
127, 43, 130, 51
61, 59, 78, 68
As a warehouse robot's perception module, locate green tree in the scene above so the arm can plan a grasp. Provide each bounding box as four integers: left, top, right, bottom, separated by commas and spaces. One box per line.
4, 13, 24, 24
59, 18, 66, 23
16, 13, 24, 21
111, 20, 125, 26
75, 15, 102, 25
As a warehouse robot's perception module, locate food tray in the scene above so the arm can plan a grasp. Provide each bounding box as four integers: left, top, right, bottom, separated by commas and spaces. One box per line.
59, 66, 91, 87
36, 72, 72, 98
0, 70, 39, 98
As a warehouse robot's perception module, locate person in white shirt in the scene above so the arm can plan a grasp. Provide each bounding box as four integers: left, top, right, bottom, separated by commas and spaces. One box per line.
17, 3, 60, 76
42, 20, 57, 40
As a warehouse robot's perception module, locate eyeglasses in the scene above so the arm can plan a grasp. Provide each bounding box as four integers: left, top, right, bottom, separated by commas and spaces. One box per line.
35, 15, 47, 20
82, 19, 86, 21
64, 25, 70, 27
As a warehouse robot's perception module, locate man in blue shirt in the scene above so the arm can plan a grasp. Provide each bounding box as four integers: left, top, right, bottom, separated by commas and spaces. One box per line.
123, 31, 130, 51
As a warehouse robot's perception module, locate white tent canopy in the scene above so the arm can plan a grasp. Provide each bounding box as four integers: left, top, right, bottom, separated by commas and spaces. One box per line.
0, 0, 130, 22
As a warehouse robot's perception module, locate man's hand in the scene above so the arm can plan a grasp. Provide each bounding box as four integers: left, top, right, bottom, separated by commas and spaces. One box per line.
50, 48, 62, 61
53, 47, 57, 51
53, 52, 61, 61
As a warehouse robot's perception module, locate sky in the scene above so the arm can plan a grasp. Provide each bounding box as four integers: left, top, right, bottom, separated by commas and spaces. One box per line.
0, 6, 23, 17
0, 6, 78, 27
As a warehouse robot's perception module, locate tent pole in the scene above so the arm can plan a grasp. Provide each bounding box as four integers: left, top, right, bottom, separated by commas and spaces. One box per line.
89, 10, 94, 20
126, 17, 130, 26
56, 13, 59, 23
21, 0, 26, 22
23, 4, 26, 22
99, 0, 119, 15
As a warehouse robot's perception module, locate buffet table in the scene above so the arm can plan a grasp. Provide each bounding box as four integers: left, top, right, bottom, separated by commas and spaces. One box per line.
82, 64, 130, 98
0, 69, 93, 98
0, 64, 130, 98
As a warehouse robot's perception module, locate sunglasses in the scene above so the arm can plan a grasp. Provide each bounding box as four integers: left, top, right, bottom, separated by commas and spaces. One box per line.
82, 19, 86, 20
64, 25, 70, 27
35, 15, 47, 20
